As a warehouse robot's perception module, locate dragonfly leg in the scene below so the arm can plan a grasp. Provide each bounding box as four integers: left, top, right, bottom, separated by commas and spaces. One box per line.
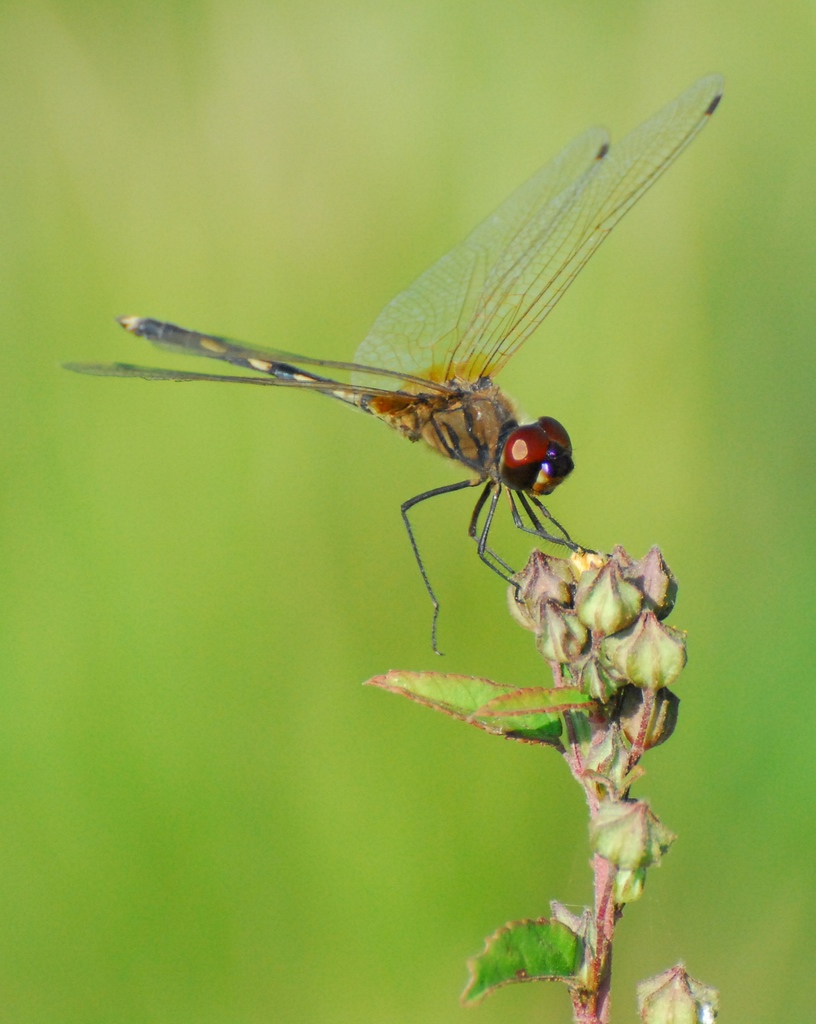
401, 478, 477, 655
468, 482, 516, 577
507, 490, 555, 538
508, 491, 579, 552
470, 484, 515, 583
524, 493, 593, 552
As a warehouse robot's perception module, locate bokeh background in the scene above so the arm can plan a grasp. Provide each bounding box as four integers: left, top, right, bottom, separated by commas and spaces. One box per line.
0, 1, 813, 1021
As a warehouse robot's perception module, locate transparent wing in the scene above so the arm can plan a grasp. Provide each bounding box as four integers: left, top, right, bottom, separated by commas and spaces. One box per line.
352, 127, 610, 387
63, 360, 405, 401
64, 363, 293, 384
116, 317, 453, 393
450, 74, 723, 380
355, 74, 722, 387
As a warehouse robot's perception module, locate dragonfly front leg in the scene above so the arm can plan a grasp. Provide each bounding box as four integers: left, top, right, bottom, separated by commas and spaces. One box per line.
508, 491, 579, 552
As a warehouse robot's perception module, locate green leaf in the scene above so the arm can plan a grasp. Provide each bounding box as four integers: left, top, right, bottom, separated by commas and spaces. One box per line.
469, 709, 563, 743
365, 672, 564, 744
365, 671, 517, 715
470, 687, 595, 743
476, 687, 593, 715
462, 918, 581, 1005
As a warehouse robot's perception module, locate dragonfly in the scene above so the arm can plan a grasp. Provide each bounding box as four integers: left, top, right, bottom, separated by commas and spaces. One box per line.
66, 75, 723, 652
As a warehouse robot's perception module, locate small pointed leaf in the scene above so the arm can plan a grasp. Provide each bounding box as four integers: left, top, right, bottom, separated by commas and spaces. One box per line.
476, 687, 594, 716
462, 918, 581, 1005
366, 671, 517, 716
469, 688, 594, 743
365, 672, 562, 744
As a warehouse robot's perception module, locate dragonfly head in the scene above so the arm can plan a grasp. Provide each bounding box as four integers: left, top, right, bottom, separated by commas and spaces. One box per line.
499, 417, 574, 495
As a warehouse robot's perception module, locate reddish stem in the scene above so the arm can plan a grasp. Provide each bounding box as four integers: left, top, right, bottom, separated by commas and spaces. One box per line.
564, 688, 661, 1024
568, 850, 620, 1024
626, 689, 656, 772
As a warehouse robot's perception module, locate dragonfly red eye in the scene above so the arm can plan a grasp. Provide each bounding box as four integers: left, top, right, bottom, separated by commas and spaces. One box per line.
537, 416, 571, 452
500, 417, 574, 494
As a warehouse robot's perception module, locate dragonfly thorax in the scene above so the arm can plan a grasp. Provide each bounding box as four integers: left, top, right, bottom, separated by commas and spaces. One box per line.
499, 416, 574, 495
395, 380, 519, 477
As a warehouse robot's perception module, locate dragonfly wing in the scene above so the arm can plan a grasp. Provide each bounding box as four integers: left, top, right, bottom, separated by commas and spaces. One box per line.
63, 361, 405, 400
352, 126, 609, 388
449, 74, 724, 380
64, 362, 297, 384
116, 317, 452, 392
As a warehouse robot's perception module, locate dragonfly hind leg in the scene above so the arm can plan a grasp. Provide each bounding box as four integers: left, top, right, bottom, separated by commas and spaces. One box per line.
401, 478, 477, 655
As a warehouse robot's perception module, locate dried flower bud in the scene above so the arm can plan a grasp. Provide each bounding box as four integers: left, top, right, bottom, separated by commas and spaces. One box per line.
589, 799, 676, 870
623, 547, 678, 620
536, 604, 588, 664
575, 558, 643, 636
613, 867, 646, 903
602, 613, 687, 691
637, 963, 719, 1024
519, 550, 575, 605
618, 686, 680, 749
509, 552, 575, 631
608, 544, 634, 569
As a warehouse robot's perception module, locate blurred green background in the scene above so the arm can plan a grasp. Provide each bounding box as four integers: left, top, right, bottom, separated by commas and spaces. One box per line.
0, 1, 813, 1020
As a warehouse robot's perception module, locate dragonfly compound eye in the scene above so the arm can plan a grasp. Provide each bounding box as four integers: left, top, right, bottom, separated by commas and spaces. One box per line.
500, 418, 574, 494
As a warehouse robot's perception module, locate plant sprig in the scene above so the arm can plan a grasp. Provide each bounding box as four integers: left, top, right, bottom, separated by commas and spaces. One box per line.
366, 545, 718, 1024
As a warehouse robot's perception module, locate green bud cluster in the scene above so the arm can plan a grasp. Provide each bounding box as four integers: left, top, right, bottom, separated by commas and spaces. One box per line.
511, 546, 686, 702
511, 545, 687, 910
377, 535, 715, 1017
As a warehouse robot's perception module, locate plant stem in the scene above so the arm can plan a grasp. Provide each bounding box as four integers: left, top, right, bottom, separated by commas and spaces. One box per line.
626, 689, 655, 772
564, 682, 662, 1024
568, 851, 619, 1024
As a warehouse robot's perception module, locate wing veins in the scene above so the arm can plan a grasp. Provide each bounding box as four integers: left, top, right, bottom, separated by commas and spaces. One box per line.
120, 317, 454, 393
452, 74, 723, 379
63, 362, 410, 397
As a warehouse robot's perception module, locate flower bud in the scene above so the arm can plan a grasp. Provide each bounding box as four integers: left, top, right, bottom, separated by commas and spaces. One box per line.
623, 547, 678, 620
583, 724, 632, 795
509, 551, 575, 631
618, 686, 680, 749
608, 544, 634, 570
575, 558, 642, 636
613, 867, 646, 903
637, 964, 719, 1024
589, 799, 676, 870
575, 657, 618, 702
536, 604, 588, 664
602, 613, 687, 691
520, 550, 576, 605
